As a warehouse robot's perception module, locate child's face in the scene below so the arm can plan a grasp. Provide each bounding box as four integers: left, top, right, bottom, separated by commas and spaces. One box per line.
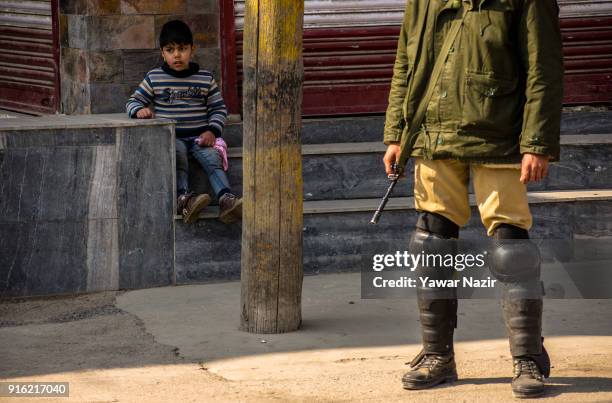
161, 42, 194, 71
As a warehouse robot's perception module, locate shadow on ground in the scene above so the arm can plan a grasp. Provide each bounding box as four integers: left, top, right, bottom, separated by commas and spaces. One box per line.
1, 273, 611, 402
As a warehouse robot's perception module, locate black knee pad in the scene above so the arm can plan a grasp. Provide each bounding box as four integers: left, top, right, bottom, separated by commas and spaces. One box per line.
410, 213, 459, 298
490, 225, 540, 283
410, 213, 459, 268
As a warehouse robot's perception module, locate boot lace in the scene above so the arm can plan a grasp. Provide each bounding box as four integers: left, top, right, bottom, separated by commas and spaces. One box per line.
514, 359, 543, 381
414, 355, 441, 370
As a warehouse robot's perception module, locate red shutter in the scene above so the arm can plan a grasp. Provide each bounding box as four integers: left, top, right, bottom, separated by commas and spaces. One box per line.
224, 0, 612, 117
559, 1, 612, 104
0, 0, 60, 114
230, 0, 406, 116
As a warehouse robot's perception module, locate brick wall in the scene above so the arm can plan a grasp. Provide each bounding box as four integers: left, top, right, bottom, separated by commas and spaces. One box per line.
60, 0, 221, 114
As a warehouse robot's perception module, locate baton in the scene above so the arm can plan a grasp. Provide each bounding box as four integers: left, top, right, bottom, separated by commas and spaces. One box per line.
370, 163, 401, 224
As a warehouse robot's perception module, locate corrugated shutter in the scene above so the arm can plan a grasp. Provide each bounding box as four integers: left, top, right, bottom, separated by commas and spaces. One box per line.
231, 0, 612, 116
234, 0, 406, 115
558, 0, 612, 104
0, 0, 59, 114
234, 0, 405, 29
558, 0, 612, 18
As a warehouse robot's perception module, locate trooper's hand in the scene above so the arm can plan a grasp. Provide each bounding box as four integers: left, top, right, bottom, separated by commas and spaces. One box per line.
520, 153, 549, 184
383, 143, 401, 176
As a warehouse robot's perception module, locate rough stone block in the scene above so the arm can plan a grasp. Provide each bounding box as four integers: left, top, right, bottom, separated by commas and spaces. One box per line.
122, 50, 163, 83
60, 0, 88, 15
66, 15, 88, 49
61, 79, 91, 114
61, 0, 120, 15
88, 0, 121, 14
89, 51, 123, 82
61, 48, 89, 82
120, 0, 186, 14
88, 16, 156, 50
192, 47, 221, 79
160, 0, 187, 14
90, 83, 134, 113
121, 0, 161, 14
59, 14, 69, 47
187, 0, 218, 14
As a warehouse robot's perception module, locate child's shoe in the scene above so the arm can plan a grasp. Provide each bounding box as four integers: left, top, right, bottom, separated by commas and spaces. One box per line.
177, 192, 211, 224
219, 193, 242, 224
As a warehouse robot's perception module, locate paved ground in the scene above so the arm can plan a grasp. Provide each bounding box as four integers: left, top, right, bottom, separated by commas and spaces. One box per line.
1, 273, 611, 402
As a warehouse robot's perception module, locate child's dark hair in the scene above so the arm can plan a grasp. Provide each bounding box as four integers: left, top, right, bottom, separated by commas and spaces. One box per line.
159, 20, 193, 48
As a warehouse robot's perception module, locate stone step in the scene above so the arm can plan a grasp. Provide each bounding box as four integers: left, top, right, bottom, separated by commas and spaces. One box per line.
188, 134, 612, 202
222, 111, 612, 147
175, 189, 612, 283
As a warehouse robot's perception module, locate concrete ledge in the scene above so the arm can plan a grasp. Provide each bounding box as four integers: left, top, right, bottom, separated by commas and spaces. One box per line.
0, 113, 174, 131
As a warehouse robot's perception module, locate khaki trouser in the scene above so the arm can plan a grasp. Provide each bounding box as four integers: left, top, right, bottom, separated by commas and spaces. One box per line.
413, 158, 532, 236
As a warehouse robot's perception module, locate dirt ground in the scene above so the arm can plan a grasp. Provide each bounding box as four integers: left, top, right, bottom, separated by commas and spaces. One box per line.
1, 275, 611, 402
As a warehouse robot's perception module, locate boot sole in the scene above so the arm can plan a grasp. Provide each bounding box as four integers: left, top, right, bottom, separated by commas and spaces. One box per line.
183, 195, 211, 224
512, 389, 545, 399
402, 373, 458, 390
219, 198, 242, 224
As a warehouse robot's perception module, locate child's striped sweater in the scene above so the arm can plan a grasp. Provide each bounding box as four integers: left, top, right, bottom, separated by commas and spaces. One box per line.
126, 62, 227, 138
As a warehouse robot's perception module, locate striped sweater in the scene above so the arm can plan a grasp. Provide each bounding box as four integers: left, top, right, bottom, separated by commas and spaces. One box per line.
126, 62, 227, 138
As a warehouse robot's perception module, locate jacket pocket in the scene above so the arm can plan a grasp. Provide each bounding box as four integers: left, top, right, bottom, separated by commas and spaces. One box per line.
460, 71, 519, 134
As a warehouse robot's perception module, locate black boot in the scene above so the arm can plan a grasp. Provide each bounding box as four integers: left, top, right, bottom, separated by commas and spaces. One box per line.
403, 296, 458, 390
492, 225, 550, 398
501, 298, 544, 357
402, 350, 458, 390
503, 298, 550, 399
512, 356, 547, 398
403, 213, 459, 390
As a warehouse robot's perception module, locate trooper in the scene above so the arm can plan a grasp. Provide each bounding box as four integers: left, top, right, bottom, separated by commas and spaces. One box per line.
382, 0, 562, 398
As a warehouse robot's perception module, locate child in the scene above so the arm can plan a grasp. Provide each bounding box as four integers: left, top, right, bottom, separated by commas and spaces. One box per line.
126, 20, 241, 224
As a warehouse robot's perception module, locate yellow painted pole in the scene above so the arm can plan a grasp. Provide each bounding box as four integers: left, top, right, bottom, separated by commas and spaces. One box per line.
240, 0, 304, 333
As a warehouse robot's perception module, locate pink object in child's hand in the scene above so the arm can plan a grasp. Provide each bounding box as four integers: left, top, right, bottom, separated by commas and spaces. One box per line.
194, 137, 202, 145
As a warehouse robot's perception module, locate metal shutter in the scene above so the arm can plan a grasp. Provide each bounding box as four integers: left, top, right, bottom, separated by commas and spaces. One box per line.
233, 0, 406, 116
558, 0, 612, 104
234, 0, 405, 29
230, 0, 612, 116
0, 0, 59, 114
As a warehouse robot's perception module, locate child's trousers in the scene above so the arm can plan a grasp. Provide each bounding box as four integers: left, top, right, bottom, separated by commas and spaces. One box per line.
176, 137, 231, 198
413, 158, 532, 236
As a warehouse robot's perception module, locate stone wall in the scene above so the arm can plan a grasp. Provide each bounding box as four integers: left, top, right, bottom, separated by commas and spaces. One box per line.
59, 0, 221, 114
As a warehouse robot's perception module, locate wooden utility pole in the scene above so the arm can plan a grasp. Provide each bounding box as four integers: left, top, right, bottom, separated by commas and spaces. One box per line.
240, 0, 304, 333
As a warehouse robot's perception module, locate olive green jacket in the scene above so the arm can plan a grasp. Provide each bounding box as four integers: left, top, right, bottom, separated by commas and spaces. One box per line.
383, 0, 564, 163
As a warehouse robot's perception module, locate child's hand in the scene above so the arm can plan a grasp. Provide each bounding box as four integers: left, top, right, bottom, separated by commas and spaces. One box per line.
136, 108, 154, 119
197, 131, 216, 147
